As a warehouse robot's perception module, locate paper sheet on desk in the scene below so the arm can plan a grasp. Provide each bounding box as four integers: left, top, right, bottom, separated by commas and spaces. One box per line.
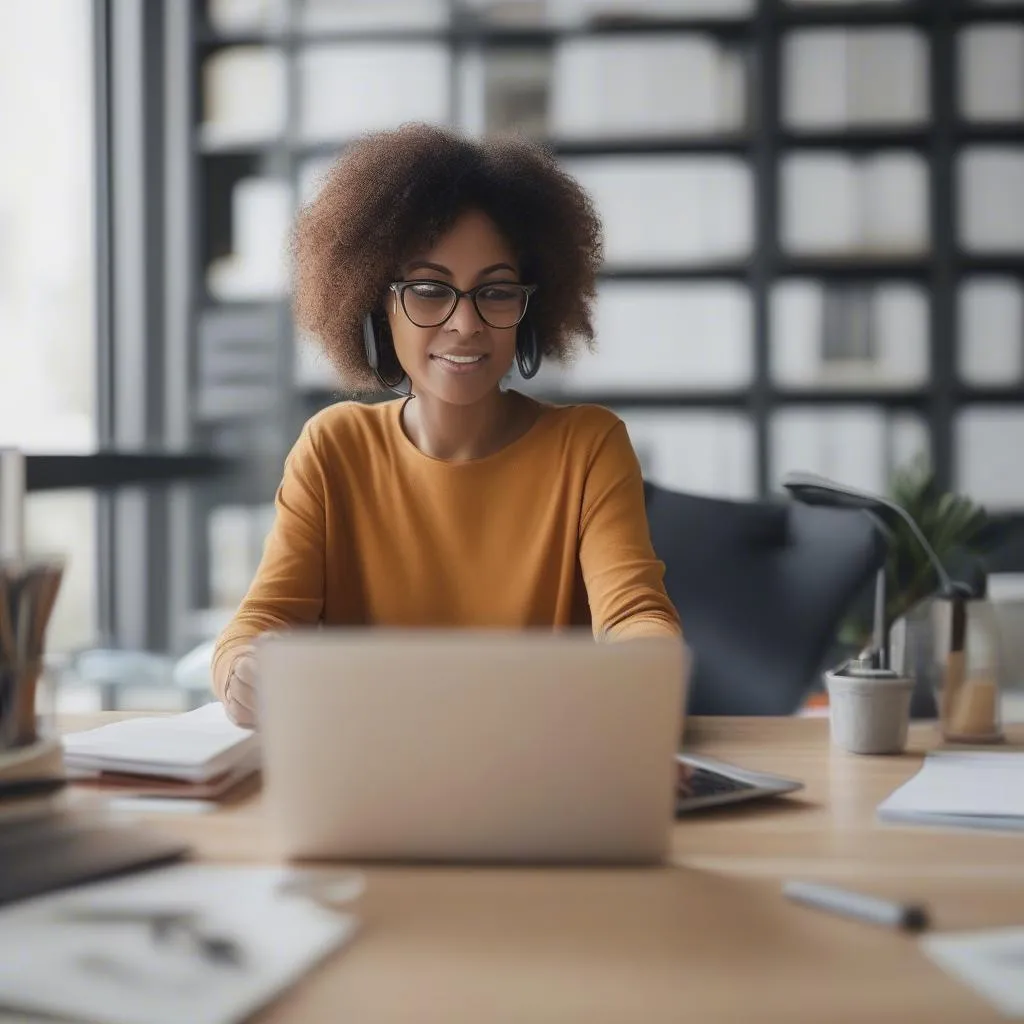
922, 928, 1024, 1018
0, 865, 358, 1024
877, 752, 1024, 830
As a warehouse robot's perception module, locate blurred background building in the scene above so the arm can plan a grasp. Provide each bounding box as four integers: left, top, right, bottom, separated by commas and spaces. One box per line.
2, 0, 1024, 707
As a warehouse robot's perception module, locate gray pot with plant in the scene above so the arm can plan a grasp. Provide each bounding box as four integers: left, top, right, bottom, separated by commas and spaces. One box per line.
841, 459, 994, 718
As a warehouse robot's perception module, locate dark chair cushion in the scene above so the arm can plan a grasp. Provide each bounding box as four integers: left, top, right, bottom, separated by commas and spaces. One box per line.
644, 482, 886, 715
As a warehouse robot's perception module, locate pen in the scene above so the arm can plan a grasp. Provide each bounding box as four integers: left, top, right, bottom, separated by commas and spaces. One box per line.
782, 880, 929, 932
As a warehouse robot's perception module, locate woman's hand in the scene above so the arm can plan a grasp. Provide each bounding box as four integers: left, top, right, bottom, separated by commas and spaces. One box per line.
224, 648, 259, 728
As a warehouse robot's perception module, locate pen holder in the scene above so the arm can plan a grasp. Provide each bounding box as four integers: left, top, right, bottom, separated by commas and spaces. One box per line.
938, 596, 1005, 745
0, 557, 65, 754
825, 664, 913, 755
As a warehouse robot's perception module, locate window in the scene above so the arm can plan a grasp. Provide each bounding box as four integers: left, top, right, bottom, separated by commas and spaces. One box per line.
0, 1, 97, 651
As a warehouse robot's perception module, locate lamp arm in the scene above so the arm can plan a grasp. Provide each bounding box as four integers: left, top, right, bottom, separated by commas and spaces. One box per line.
886, 501, 956, 597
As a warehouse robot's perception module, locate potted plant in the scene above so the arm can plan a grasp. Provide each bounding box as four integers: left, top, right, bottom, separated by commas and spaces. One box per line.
840, 457, 997, 717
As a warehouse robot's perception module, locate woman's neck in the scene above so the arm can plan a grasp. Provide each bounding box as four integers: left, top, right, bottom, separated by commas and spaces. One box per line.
402, 389, 522, 462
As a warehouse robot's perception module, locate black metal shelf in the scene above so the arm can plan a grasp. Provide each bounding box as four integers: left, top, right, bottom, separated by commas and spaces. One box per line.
779, 127, 931, 151
25, 453, 232, 493
192, 2, 1024, 47
772, 388, 929, 408
599, 263, 752, 282
956, 123, 1024, 145
194, 17, 755, 50
957, 385, 1024, 404
950, 4, 1024, 25
775, 255, 932, 280
198, 124, 1024, 160
957, 254, 1024, 276
773, 1, 933, 28
551, 135, 752, 157
197, 133, 755, 160
535, 390, 752, 410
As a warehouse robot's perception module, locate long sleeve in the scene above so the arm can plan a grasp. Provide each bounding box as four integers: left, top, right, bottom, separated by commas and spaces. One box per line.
578, 421, 682, 640
211, 423, 328, 699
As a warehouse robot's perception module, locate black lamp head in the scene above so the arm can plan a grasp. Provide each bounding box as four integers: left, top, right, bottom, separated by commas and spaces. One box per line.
782, 471, 976, 602
782, 471, 887, 513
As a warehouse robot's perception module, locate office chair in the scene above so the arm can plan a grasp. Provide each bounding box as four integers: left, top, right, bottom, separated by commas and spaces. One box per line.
643, 482, 887, 716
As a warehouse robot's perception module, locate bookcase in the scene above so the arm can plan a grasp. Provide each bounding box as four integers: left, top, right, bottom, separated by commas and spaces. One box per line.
170, 0, 1024, 640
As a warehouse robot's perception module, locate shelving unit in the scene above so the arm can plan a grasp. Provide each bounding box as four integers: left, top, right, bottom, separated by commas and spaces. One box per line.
170, 0, 1024, 635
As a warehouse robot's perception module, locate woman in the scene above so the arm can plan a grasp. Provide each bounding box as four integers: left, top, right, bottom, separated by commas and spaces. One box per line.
215, 122, 681, 727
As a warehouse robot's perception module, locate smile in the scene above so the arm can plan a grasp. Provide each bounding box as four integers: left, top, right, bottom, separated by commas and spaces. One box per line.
431, 353, 489, 373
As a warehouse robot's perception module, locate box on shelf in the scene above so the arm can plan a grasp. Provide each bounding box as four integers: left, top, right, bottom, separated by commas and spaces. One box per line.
959, 148, 1024, 254
298, 44, 450, 142
772, 408, 929, 497
550, 36, 746, 139
958, 277, 1024, 386
566, 156, 753, 264
780, 151, 929, 256
619, 412, 757, 500
557, 282, 753, 393
772, 280, 929, 389
959, 26, 1024, 123
783, 28, 929, 130
201, 46, 287, 149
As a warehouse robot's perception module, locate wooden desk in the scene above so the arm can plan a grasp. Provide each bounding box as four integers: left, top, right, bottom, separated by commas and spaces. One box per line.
65, 715, 1024, 1024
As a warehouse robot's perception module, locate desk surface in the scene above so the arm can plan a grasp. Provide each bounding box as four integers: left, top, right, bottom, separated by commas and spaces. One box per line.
66, 714, 1024, 1024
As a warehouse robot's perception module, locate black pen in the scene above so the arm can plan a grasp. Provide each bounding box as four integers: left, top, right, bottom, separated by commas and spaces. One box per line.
783, 880, 929, 932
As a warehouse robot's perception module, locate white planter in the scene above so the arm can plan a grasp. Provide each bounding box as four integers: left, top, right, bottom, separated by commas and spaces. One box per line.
825, 668, 913, 755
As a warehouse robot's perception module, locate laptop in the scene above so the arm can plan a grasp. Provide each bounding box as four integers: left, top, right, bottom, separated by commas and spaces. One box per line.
256, 630, 801, 865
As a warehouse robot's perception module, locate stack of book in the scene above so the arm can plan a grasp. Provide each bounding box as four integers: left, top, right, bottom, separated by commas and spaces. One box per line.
62, 702, 260, 801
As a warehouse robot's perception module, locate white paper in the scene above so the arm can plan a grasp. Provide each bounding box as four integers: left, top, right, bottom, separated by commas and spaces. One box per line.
0, 866, 357, 1024
62, 703, 258, 783
878, 752, 1024, 826
922, 928, 1024, 1018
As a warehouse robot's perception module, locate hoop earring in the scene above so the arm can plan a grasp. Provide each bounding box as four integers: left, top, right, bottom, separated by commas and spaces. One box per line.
362, 313, 413, 397
515, 317, 541, 380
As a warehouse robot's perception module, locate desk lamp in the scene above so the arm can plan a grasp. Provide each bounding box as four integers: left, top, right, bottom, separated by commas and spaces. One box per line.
783, 472, 1001, 744
782, 471, 974, 671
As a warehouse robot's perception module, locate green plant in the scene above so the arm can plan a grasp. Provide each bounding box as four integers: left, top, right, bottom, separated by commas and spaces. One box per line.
841, 457, 991, 649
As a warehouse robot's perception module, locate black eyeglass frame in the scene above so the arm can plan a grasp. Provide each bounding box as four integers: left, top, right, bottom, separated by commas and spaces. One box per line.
388, 280, 538, 330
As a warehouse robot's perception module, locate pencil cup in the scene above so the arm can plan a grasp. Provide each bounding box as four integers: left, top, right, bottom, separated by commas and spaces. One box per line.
825, 668, 913, 755
0, 557, 64, 753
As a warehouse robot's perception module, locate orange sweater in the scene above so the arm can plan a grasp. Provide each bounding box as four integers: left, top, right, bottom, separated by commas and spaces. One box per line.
212, 396, 681, 699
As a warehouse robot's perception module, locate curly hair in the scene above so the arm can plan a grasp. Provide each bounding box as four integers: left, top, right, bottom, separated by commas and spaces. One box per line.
291, 122, 604, 392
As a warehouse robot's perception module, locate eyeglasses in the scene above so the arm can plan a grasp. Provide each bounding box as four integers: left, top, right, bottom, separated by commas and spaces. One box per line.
389, 280, 537, 330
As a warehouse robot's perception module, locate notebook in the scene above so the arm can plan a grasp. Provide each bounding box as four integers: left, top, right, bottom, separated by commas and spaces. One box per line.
877, 751, 1024, 831
0, 865, 358, 1024
62, 704, 259, 785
